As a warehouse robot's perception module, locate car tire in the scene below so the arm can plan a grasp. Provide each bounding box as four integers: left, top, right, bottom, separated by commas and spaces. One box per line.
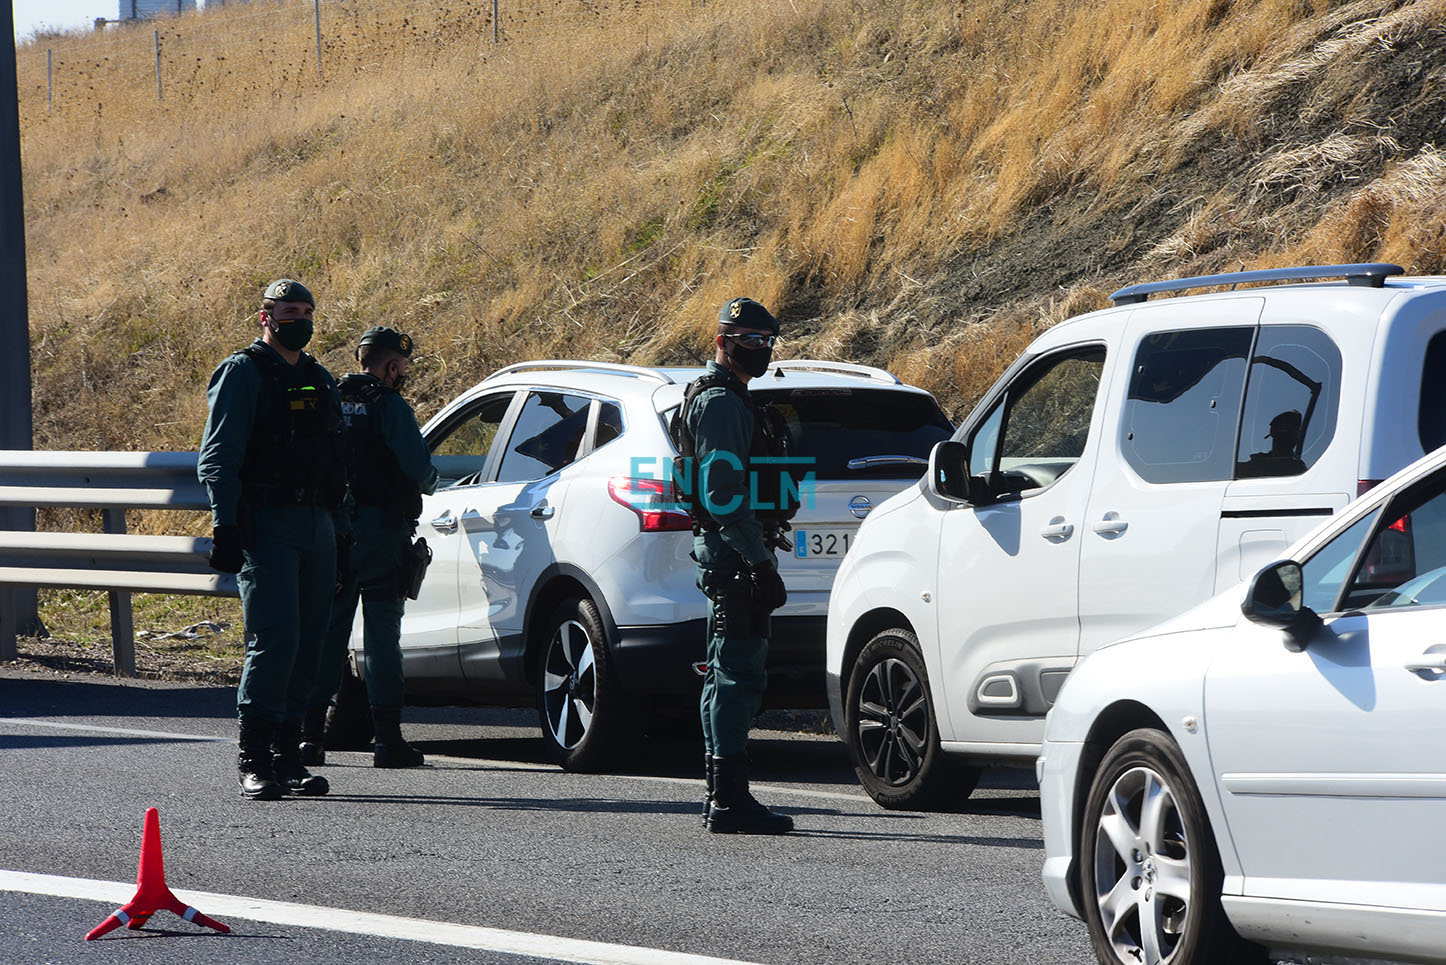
535, 595, 636, 772
844, 628, 980, 810
325, 662, 374, 751
1078, 728, 1264, 965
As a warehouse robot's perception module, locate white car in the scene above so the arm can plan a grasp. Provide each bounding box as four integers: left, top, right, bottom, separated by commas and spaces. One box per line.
825, 263, 1446, 808
342, 359, 952, 769
1039, 444, 1446, 965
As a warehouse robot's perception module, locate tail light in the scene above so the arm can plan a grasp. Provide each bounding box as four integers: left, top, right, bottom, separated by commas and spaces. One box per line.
607, 476, 692, 532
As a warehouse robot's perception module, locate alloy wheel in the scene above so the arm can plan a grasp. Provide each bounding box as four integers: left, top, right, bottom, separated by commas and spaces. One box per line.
541, 619, 596, 750
855, 656, 930, 786
1091, 764, 1194, 965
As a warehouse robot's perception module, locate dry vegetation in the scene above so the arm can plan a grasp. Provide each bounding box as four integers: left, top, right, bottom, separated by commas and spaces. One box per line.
17, 0, 1446, 434
10, 0, 1446, 656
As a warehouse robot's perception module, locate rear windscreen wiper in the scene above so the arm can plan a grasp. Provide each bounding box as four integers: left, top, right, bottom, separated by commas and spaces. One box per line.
846, 455, 929, 471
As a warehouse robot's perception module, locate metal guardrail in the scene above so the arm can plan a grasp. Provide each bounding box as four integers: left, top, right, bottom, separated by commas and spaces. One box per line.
0, 450, 235, 676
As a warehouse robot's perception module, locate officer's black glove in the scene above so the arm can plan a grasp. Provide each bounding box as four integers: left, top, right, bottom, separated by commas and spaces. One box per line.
208, 525, 244, 574
748, 561, 788, 612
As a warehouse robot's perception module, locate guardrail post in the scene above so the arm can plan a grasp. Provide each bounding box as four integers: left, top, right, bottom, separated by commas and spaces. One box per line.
0, 587, 15, 663
103, 508, 137, 676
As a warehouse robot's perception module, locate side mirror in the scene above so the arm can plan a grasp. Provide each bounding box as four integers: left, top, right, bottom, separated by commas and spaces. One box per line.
1242, 560, 1322, 652
927, 440, 988, 505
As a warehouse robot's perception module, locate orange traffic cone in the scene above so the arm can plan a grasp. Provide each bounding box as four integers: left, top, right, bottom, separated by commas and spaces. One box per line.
84, 807, 230, 940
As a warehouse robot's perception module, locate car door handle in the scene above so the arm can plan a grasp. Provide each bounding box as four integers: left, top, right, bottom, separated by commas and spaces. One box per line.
1405, 650, 1446, 676
429, 511, 457, 534
1039, 518, 1074, 540
531, 504, 555, 520
1092, 512, 1128, 536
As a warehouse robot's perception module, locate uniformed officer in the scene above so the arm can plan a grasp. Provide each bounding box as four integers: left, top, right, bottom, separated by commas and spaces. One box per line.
302, 326, 439, 769
199, 278, 346, 800
679, 296, 793, 834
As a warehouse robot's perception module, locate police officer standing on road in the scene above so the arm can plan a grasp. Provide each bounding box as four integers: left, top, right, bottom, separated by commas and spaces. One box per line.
676, 297, 794, 835
199, 279, 347, 801
301, 326, 439, 769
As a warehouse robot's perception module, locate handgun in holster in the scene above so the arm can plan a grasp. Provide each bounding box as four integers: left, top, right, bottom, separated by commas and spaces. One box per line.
400, 536, 432, 601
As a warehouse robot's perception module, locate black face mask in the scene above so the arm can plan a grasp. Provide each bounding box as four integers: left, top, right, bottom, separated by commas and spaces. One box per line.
726, 342, 772, 378
270, 317, 313, 352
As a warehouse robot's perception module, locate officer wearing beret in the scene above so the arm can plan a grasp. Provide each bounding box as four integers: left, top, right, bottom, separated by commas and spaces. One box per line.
677, 297, 793, 834
302, 326, 439, 768
198, 279, 346, 800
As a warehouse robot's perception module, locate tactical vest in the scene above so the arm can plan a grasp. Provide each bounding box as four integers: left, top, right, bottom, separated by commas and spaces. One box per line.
237, 344, 347, 508
338, 373, 424, 525
668, 373, 801, 530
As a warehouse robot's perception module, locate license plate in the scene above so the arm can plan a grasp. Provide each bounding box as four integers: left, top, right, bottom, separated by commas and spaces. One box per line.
793, 528, 854, 559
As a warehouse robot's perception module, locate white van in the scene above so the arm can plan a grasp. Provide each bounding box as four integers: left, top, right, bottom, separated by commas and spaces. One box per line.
824, 263, 1446, 807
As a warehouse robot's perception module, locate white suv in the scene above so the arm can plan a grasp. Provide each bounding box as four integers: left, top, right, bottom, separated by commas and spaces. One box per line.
345, 359, 952, 769
825, 263, 1446, 807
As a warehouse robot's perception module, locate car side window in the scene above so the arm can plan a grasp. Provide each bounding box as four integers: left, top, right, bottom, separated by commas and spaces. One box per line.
1234, 326, 1341, 480
1357, 477, 1446, 611
429, 392, 514, 488
495, 391, 592, 483
1123, 327, 1253, 484
1300, 508, 1382, 614
1301, 470, 1446, 613
972, 347, 1105, 495
595, 401, 624, 450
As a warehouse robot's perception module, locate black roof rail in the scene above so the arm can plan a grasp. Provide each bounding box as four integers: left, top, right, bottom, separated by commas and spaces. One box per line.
1109, 263, 1405, 306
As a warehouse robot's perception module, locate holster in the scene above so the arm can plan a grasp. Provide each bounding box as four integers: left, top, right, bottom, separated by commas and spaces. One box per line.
702, 569, 767, 639
399, 536, 432, 601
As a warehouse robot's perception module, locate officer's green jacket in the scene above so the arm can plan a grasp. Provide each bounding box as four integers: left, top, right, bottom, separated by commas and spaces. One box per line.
685, 361, 772, 569
352, 375, 440, 501
197, 339, 341, 527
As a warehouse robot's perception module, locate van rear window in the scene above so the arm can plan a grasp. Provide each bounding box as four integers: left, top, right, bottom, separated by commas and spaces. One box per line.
1420, 331, 1446, 453
755, 388, 953, 480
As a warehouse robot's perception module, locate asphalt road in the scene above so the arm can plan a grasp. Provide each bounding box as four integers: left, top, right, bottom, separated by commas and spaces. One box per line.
0, 669, 1093, 965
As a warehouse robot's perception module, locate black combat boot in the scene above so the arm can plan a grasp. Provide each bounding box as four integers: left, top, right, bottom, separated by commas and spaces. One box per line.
372, 706, 425, 768
272, 719, 330, 796
299, 703, 329, 766
707, 755, 794, 835
237, 718, 283, 801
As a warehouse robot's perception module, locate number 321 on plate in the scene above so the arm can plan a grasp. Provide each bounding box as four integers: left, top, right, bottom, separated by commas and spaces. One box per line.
794, 529, 852, 559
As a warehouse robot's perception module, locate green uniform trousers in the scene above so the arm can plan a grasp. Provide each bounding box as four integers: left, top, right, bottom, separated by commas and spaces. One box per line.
313, 506, 409, 710
695, 543, 769, 759
236, 504, 337, 724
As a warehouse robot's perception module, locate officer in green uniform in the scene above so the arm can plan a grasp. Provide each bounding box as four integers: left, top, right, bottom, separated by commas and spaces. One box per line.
302, 326, 439, 769
199, 278, 346, 800
680, 297, 793, 834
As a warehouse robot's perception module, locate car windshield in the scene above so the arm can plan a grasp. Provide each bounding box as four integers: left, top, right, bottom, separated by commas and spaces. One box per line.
753, 387, 953, 480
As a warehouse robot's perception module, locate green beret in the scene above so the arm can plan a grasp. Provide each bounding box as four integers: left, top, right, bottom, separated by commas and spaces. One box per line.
356, 326, 414, 358
719, 297, 779, 334
262, 278, 315, 307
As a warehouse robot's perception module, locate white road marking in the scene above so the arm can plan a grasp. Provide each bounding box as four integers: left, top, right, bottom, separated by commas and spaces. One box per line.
0, 717, 232, 742
1, 870, 762, 965
0, 718, 876, 804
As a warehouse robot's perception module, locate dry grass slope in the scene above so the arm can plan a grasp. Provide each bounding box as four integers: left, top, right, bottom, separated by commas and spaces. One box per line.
16, 0, 1446, 441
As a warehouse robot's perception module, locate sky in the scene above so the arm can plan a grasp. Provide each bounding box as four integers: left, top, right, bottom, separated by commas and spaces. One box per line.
8, 0, 191, 41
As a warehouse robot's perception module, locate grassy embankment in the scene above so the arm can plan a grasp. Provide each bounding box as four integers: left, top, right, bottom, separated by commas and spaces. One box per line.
12, 0, 1446, 667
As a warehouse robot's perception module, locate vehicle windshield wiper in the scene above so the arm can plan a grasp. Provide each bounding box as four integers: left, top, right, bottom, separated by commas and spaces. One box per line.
846, 455, 929, 471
